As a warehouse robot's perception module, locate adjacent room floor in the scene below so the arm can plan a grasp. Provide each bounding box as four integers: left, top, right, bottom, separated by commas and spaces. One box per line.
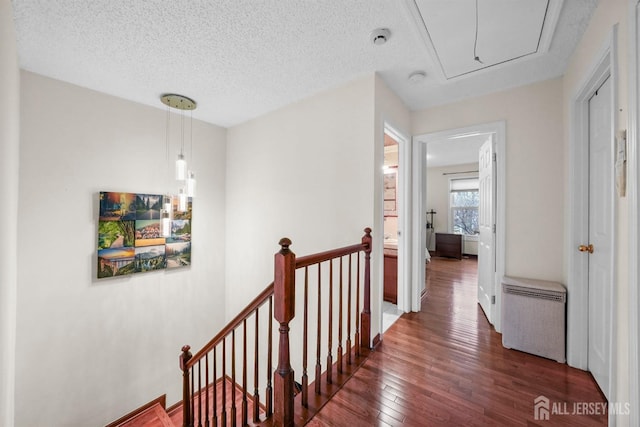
382, 300, 403, 333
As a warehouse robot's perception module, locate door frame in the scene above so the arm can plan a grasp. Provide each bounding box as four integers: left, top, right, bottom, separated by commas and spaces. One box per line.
627, 1, 640, 423
383, 122, 411, 315
566, 26, 618, 408
411, 121, 506, 331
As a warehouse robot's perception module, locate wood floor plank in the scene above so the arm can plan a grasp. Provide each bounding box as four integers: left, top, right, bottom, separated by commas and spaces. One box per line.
310, 257, 607, 426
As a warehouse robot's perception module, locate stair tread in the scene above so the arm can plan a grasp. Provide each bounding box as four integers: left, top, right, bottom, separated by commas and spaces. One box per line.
116, 403, 175, 427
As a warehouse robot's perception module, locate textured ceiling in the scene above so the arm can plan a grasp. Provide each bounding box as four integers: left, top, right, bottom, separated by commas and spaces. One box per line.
11, 0, 597, 127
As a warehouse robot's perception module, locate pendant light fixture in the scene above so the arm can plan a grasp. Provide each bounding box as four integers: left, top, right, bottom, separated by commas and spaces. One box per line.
176, 153, 187, 181
185, 106, 196, 197
161, 194, 172, 237
175, 106, 187, 180
161, 207, 172, 237
160, 93, 198, 212
161, 102, 173, 237
161, 94, 196, 181
186, 171, 196, 197
178, 188, 188, 212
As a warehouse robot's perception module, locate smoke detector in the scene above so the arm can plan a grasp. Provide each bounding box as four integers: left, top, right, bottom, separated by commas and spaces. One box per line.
371, 28, 391, 45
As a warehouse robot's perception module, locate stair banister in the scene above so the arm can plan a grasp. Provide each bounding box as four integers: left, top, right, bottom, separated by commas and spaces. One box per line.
179, 345, 192, 427
273, 237, 296, 426
361, 227, 372, 349
178, 227, 372, 427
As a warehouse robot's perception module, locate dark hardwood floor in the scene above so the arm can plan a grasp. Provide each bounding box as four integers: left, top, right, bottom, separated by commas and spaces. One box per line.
308, 257, 607, 426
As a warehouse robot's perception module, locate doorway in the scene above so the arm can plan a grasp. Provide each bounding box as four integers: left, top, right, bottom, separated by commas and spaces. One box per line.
412, 121, 506, 331
381, 125, 410, 333
567, 30, 617, 408
382, 132, 402, 331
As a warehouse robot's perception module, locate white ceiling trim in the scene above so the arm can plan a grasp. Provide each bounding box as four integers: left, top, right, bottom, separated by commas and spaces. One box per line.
538, 0, 565, 53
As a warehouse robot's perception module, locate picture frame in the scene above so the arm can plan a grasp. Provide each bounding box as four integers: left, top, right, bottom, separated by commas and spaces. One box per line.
97, 191, 192, 279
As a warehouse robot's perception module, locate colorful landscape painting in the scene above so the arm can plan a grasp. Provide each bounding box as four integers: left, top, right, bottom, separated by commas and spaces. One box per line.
169, 219, 191, 242
135, 245, 166, 272
172, 197, 193, 220
98, 220, 135, 250
136, 194, 162, 220
135, 219, 165, 247
166, 242, 191, 268
97, 191, 193, 279
100, 192, 136, 221
98, 248, 135, 278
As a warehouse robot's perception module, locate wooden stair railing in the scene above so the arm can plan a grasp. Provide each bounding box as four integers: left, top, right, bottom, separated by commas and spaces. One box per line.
180, 228, 372, 427
180, 283, 275, 427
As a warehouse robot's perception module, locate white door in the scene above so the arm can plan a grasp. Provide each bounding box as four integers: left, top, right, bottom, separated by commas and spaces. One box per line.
478, 138, 495, 322
587, 76, 613, 399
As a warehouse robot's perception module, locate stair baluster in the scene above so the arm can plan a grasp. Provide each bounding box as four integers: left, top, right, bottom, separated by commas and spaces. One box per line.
315, 264, 322, 395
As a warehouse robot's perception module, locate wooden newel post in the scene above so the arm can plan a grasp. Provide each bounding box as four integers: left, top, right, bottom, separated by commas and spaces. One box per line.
361, 228, 372, 350
274, 238, 296, 427
180, 345, 193, 427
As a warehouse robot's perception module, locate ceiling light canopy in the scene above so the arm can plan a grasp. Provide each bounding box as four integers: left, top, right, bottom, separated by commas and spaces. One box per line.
161, 94, 197, 110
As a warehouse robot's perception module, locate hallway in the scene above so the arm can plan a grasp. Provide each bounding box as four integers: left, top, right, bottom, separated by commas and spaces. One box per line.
309, 257, 607, 426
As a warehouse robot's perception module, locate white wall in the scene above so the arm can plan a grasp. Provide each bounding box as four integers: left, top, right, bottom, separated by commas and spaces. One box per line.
412, 78, 565, 281
374, 74, 412, 312
225, 73, 410, 346
224, 76, 378, 391
16, 72, 227, 426
0, 0, 20, 425
226, 75, 376, 316
562, 0, 630, 423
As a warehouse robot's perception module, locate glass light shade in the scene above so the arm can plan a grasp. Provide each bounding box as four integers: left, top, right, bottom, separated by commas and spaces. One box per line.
186, 171, 196, 197
175, 153, 187, 181
178, 188, 188, 212
161, 210, 171, 237
163, 195, 173, 218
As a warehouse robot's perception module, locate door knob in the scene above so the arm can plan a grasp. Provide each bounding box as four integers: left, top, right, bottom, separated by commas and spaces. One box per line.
578, 244, 594, 254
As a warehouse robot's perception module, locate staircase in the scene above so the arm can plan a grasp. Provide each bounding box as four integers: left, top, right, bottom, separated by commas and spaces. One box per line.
108, 377, 267, 427
107, 229, 373, 427
105, 395, 173, 427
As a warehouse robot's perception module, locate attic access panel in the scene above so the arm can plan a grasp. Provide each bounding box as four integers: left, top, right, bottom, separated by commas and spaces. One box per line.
414, 0, 551, 79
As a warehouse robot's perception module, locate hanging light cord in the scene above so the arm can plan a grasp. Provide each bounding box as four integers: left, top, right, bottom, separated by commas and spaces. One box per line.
474, 0, 484, 64
180, 109, 185, 156
165, 104, 170, 189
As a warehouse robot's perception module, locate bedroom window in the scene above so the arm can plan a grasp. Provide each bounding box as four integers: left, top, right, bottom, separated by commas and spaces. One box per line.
450, 177, 479, 235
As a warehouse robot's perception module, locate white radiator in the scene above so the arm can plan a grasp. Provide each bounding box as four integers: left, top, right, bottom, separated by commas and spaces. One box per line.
501, 276, 566, 363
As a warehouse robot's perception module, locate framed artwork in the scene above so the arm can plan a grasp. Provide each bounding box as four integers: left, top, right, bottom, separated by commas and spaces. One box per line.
97, 191, 192, 279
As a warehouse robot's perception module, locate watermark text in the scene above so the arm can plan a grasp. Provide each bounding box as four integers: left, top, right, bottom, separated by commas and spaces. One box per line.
533, 395, 629, 421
